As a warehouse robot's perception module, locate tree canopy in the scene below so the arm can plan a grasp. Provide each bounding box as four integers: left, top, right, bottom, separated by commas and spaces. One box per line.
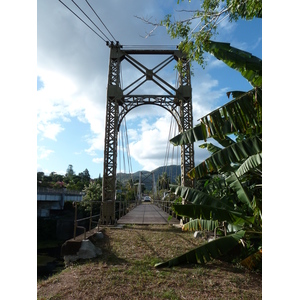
139, 0, 262, 68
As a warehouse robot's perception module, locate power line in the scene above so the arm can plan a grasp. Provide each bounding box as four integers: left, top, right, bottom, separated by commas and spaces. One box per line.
58, 0, 107, 42
70, 0, 112, 41
85, 0, 117, 43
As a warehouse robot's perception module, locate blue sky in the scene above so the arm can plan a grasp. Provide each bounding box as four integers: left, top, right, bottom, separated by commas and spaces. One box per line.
37, 0, 262, 179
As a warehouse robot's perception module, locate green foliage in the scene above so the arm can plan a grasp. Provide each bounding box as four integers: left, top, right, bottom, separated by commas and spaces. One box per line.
160, 0, 262, 69
203, 41, 262, 87
155, 230, 245, 268
81, 181, 102, 211
158, 172, 171, 190
172, 186, 253, 225
182, 218, 219, 232
66, 164, 75, 178
37, 165, 97, 191
155, 26, 262, 269
170, 88, 262, 146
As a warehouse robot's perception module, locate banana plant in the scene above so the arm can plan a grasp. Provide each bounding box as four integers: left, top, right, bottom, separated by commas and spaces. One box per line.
154, 41, 262, 269
203, 40, 262, 88
182, 218, 218, 232
155, 230, 246, 268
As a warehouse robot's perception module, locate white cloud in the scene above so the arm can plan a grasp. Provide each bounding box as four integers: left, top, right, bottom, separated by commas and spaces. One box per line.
208, 59, 225, 69
92, 157, 103, 164
37, 122, 64, 141
191, 72, 228, 121
85, 134, 103, 156
129, 115, 177, 170
37, 146, 54, 160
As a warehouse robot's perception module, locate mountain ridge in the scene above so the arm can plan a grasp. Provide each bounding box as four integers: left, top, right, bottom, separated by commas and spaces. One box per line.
116, 165, 181, 190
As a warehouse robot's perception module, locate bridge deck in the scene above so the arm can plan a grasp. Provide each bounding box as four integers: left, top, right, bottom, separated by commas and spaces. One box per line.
117, 203, 179, 225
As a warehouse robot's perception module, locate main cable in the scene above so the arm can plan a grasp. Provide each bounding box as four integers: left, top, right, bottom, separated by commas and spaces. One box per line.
71, 0, 111, 41
58, 0, 107, 42
85, 0, 117, 43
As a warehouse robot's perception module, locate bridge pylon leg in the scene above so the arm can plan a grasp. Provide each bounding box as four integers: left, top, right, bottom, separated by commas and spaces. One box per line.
101, 44, 124, 225
101, 200, 115, 225
178, 57, 194, 188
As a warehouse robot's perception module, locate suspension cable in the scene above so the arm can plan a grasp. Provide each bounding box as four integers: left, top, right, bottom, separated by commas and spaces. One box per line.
58, 0, 107, 42
71, 0, 112, 41
163, 115, 172, 173
85, 0, 117, 42
124, 118, 133, 175
118, 117, 133, 185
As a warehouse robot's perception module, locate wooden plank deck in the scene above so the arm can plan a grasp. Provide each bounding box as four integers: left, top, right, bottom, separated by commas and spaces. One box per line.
117, 203, 180, 225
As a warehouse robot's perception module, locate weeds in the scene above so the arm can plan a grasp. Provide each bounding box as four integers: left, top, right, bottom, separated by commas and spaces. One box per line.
37, 225, 262, 300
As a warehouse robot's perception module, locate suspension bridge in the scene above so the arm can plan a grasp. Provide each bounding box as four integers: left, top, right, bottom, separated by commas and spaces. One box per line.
58, 0, 195, 228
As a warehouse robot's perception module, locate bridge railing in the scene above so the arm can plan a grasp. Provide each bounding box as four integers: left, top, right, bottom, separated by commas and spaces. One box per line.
73, 199, 137, 239
73, 201, 102, 240
152, 198, 178, 219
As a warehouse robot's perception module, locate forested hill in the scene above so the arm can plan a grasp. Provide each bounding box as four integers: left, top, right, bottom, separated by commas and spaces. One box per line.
37, 165, 181, 191
116, 165, 181, 187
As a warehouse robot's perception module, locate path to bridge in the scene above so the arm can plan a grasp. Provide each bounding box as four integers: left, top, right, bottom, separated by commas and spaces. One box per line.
117, 203, 180, 225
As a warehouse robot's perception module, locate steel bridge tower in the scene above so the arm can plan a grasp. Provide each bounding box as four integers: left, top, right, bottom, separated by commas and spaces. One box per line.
101, 42, 194, 224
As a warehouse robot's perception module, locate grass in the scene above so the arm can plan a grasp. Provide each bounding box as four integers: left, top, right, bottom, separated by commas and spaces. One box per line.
37, 224, 262, 299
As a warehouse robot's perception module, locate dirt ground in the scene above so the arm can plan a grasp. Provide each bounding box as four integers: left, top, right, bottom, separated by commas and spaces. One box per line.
37, 224, 262, 300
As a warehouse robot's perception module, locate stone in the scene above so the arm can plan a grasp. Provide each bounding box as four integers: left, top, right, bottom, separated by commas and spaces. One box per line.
77, 240, 102, 258
93, 232, 104, 240
63, 239, 102, 265
194, 231, 202, 238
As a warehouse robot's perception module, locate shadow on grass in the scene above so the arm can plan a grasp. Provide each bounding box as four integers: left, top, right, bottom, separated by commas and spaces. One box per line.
90, 229, 129, 266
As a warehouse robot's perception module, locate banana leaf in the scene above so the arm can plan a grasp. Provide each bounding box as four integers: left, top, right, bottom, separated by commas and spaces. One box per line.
199, 143, 222, 154
226, 91, 246, 99
172, 186, 253, 225
188, 135, 262, 179
155, 230, 246, 268
203, 177, 227, 195
203, 41, 262, 87
173, 203, 252, 225
170, 89, 262, 146
213, 135, 236, 148
235, 153, 262, 178
240, 249, 262, 270
182, 218, 219, 232
182, 218, 243, 233
225, 172, 253, 211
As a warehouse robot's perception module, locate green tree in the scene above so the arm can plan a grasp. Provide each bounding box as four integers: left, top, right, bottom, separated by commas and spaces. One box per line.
37, 171, 44, 181
158, 172, 170, 190
66, 164, 75, 179
78, 168, 91, 184
81, 181, 102, 212
124, 178, 136, 202
175, 175, 181, 186
139, 0, 261, 69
